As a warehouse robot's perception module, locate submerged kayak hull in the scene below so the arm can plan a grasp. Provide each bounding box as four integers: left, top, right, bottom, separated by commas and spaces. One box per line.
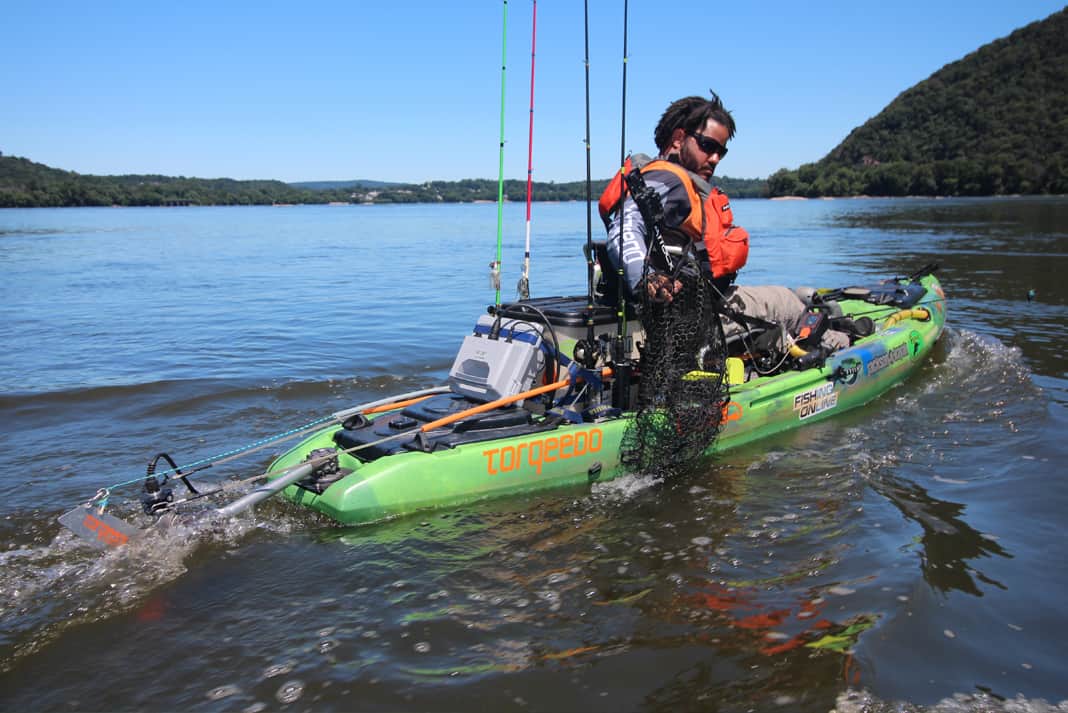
269, 275, 946, 525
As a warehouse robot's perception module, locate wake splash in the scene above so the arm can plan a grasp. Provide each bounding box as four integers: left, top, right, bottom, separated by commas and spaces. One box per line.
931, 326, 1038, 396
835, 688, 1068, 713
0, 499, 324, 674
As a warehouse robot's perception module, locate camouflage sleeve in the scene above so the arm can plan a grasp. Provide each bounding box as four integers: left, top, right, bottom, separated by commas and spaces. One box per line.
604, 170, 693, 297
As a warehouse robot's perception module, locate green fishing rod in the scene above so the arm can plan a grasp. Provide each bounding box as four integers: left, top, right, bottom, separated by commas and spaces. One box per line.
493, 0, 509, 306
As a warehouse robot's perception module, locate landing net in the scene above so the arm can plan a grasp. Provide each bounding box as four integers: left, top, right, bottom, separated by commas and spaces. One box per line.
621, 271, 729, 478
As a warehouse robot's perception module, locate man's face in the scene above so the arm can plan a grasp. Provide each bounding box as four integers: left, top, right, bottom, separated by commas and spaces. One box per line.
678, 118, 729, 180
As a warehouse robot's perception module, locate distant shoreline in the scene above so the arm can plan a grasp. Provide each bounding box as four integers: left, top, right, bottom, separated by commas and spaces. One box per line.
6, 194, 1063, 211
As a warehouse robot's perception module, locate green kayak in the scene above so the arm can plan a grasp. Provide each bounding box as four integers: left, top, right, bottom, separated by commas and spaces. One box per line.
267, 270, 946, 525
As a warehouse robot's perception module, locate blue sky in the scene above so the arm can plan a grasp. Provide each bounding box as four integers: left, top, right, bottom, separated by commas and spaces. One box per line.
3, 1, 1064, 183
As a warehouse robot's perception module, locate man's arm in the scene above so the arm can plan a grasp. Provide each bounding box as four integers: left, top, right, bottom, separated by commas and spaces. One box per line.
604, 170, 693, 299
605, 197, 649, 299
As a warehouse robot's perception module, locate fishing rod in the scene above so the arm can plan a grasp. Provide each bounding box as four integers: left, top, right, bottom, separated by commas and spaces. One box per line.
582, 0, 595, 351
611, 0, 632, 410
492, 0, 509, 306
518, 0, 537, 300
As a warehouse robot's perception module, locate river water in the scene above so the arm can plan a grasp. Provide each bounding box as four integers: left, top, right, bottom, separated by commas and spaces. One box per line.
1, 197, 1065, 712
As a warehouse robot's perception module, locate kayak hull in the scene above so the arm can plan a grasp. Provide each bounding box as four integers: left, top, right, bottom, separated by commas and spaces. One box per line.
269, 274, 947, 525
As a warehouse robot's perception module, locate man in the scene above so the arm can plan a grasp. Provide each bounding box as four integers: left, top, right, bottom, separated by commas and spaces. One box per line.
599, 93, 849, 356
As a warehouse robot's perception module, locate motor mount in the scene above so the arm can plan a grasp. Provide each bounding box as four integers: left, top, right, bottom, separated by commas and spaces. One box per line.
296, 448, 348, 494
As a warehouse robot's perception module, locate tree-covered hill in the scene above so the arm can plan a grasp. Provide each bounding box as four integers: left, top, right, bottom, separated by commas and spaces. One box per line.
0, 155, 324, 207
289, 179, 402, 190
768, 7, 1068, 197
0, 153, 768, 208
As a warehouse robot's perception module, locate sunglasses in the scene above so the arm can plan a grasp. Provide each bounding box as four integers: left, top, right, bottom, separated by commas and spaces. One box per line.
687, 131, 728, 158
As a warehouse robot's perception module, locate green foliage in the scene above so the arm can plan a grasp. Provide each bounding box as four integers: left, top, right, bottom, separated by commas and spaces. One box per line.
0, 155, 768, 208
769, 7, 1068, 197
0, 156, 331, 208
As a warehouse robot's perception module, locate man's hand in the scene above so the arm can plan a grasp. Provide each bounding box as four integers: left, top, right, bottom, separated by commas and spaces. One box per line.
645, 272, 683, 304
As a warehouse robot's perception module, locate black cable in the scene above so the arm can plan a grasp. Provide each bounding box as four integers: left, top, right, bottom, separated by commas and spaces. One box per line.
504, 302, 562, 388
146, 452, 200, 495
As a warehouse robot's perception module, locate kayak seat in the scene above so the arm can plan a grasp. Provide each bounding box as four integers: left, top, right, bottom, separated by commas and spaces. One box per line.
585, 241, 637, 318
585, 241, 617, 302
723, 323, 781, 359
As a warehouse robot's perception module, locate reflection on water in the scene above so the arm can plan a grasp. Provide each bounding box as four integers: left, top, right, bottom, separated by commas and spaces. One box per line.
872, 474, 1010, 596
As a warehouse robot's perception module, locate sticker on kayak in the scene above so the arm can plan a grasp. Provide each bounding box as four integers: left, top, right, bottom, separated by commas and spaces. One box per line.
794, 383, 838, 420
483, 428, 603, 476
908, 330, 923, 358
58, 504, 142, 549
866, 342, 909, 376
832, 357, 863, 386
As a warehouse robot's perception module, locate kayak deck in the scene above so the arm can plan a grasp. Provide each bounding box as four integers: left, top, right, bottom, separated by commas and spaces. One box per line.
268, 274, 946, 524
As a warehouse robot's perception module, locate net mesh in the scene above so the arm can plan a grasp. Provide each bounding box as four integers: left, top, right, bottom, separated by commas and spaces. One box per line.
620, 270, 729, 478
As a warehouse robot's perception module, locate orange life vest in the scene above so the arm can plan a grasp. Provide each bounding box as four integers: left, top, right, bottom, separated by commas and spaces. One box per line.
598, 157, 749, 279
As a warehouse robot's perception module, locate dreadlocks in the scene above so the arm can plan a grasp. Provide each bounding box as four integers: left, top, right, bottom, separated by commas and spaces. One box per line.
653, 91, 737, 153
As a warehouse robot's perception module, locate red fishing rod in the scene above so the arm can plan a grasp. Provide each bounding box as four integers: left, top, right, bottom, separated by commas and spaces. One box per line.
518, 0, 537, 300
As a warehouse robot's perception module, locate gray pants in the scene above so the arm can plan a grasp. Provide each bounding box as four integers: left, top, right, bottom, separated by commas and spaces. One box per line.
720, 285, 850, 353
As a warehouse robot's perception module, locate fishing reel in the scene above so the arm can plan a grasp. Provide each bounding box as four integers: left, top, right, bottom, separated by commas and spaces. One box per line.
572, 338, 602, 369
